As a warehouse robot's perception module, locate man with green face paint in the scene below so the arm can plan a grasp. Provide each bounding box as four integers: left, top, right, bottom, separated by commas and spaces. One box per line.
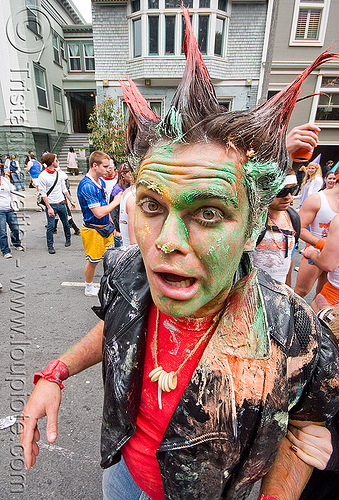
20, 10, 339, 500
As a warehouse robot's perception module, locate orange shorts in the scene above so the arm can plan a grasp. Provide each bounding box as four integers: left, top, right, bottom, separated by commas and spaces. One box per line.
319, 280, 339, 306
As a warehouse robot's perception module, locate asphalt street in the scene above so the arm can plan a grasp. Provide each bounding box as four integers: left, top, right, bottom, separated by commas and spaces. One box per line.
0, 209, 104, 500
0, 208, 310, 500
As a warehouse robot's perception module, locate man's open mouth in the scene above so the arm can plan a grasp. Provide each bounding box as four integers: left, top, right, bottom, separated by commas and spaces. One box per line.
161, 273, 196, 288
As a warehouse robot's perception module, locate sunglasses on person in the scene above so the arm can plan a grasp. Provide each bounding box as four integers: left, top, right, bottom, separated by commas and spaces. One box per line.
276, 185, 299, 198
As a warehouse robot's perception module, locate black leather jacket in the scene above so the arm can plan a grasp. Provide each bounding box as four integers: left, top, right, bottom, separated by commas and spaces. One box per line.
94, 246, 339, 500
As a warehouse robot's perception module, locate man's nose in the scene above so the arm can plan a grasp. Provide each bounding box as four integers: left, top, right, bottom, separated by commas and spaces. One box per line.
155, 211, 189, 255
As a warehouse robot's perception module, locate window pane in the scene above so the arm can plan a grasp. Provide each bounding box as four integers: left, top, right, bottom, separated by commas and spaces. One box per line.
84, 43, 94, 57
296, 9, 321, 40
133, 18, 142, 57
308, 10, 321, 39
52, 34, 58, 48
198, 15, 209, 54
85, 58, 95, 71
148, 0, 159, 8
53, 87, 61, 104
60, 39, 65, 59
199, 0, 210, 7
214, 17, 224, 56
27, 10, 40, 34
165, 0, 177, 8
218, 0, 227, 11
181, 14, 192, 53
322, 76, 339, 88
68, 44, 80, 56
70, 58, 81, 71
131, 0, 140, 12
149, 16, 159, 55
34, 67, 44, 88
316, 94, 339, 120
37, 88, 47, 107
34, 67, 48, 108
165, 16, 175, 54
149, 101, 161, 116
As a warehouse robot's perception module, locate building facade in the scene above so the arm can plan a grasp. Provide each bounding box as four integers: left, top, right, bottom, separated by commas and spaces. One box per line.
92, 0, 270, 118
0, 0, 95, 163
268, 0, 339, 163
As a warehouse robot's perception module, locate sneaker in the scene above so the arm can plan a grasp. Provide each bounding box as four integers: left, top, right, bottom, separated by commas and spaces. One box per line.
53, 229, 57, 234
85, 288, 99, 297
48, 248, 56, 254
65, 241, 71, 247
15, 246, 24, 251
4, 253, 12, 259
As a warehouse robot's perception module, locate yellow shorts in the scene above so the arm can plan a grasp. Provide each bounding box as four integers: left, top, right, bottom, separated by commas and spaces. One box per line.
81, 225, 114, 263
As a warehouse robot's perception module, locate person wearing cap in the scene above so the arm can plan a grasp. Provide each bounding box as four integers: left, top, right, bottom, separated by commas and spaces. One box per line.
252, 172, 300, 286
294, 170, 339, 298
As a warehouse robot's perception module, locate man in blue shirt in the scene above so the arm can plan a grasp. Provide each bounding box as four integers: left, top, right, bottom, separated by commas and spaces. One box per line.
77, 151, 122, 296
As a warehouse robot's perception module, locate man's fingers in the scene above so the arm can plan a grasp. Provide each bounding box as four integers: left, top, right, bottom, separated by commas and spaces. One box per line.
45, 406, 58, 442
34, 426, 40, 443
20, 413, 38, 471
290, 444, 326, 470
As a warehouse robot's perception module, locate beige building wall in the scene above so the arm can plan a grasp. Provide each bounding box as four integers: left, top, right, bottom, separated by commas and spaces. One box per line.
268, 0, 339, 159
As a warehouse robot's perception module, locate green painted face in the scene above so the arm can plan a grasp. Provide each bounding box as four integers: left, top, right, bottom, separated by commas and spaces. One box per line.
134, 142, 251, 318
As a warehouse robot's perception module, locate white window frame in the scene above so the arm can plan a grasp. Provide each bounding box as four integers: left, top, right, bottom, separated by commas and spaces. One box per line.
52, 31, 61, 66
217, 97, 233, 111
128, 0, 229, 59
289, 0, 331, 47
60, 38, 66, 60
26, 0, 40, 36
122, 96, 165, 119
68, 43, 82, 72
310, 74, 339, 127
53, 85, 65, 122
34, 65, 49, 110
83, 43, 95, 71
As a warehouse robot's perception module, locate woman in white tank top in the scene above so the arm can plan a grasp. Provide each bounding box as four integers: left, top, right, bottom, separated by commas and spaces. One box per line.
119, 186, 136, 246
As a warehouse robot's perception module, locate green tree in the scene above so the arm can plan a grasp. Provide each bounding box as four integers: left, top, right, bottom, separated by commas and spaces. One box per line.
87, 96, 127, 162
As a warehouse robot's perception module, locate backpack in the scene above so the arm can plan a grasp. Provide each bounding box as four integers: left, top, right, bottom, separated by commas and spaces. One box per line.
10, 160, 18, 173
256, 206, 301, 257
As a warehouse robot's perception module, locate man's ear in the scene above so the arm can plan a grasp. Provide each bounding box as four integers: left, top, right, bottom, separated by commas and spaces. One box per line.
244, 235, 257, 252
243, 210, 267, 252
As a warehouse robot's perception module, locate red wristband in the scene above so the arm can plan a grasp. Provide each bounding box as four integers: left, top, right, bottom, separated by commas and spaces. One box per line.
33, 359, 69, 389
315, 239, 325, 250
258, 496, 279, 500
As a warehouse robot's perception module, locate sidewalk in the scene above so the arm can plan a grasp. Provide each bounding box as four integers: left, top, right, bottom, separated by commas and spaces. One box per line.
13, 173, 85, 212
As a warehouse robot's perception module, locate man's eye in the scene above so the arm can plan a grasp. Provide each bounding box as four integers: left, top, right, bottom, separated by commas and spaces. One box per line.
194, 208, 224, 225
141, 200, 161, 213
201, 209, 216, 220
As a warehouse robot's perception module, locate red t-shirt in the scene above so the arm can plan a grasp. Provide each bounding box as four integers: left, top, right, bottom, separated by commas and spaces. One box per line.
122, 304, 217, 500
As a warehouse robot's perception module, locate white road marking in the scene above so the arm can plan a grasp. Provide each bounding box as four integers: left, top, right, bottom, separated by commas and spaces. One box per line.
39, 441, 97, 464
61, 282, 100, 287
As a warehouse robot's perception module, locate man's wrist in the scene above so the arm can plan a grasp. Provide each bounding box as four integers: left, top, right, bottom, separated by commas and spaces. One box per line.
258, 496, 279, 500
33, 359, 69, 389
315, 238, 325, 250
